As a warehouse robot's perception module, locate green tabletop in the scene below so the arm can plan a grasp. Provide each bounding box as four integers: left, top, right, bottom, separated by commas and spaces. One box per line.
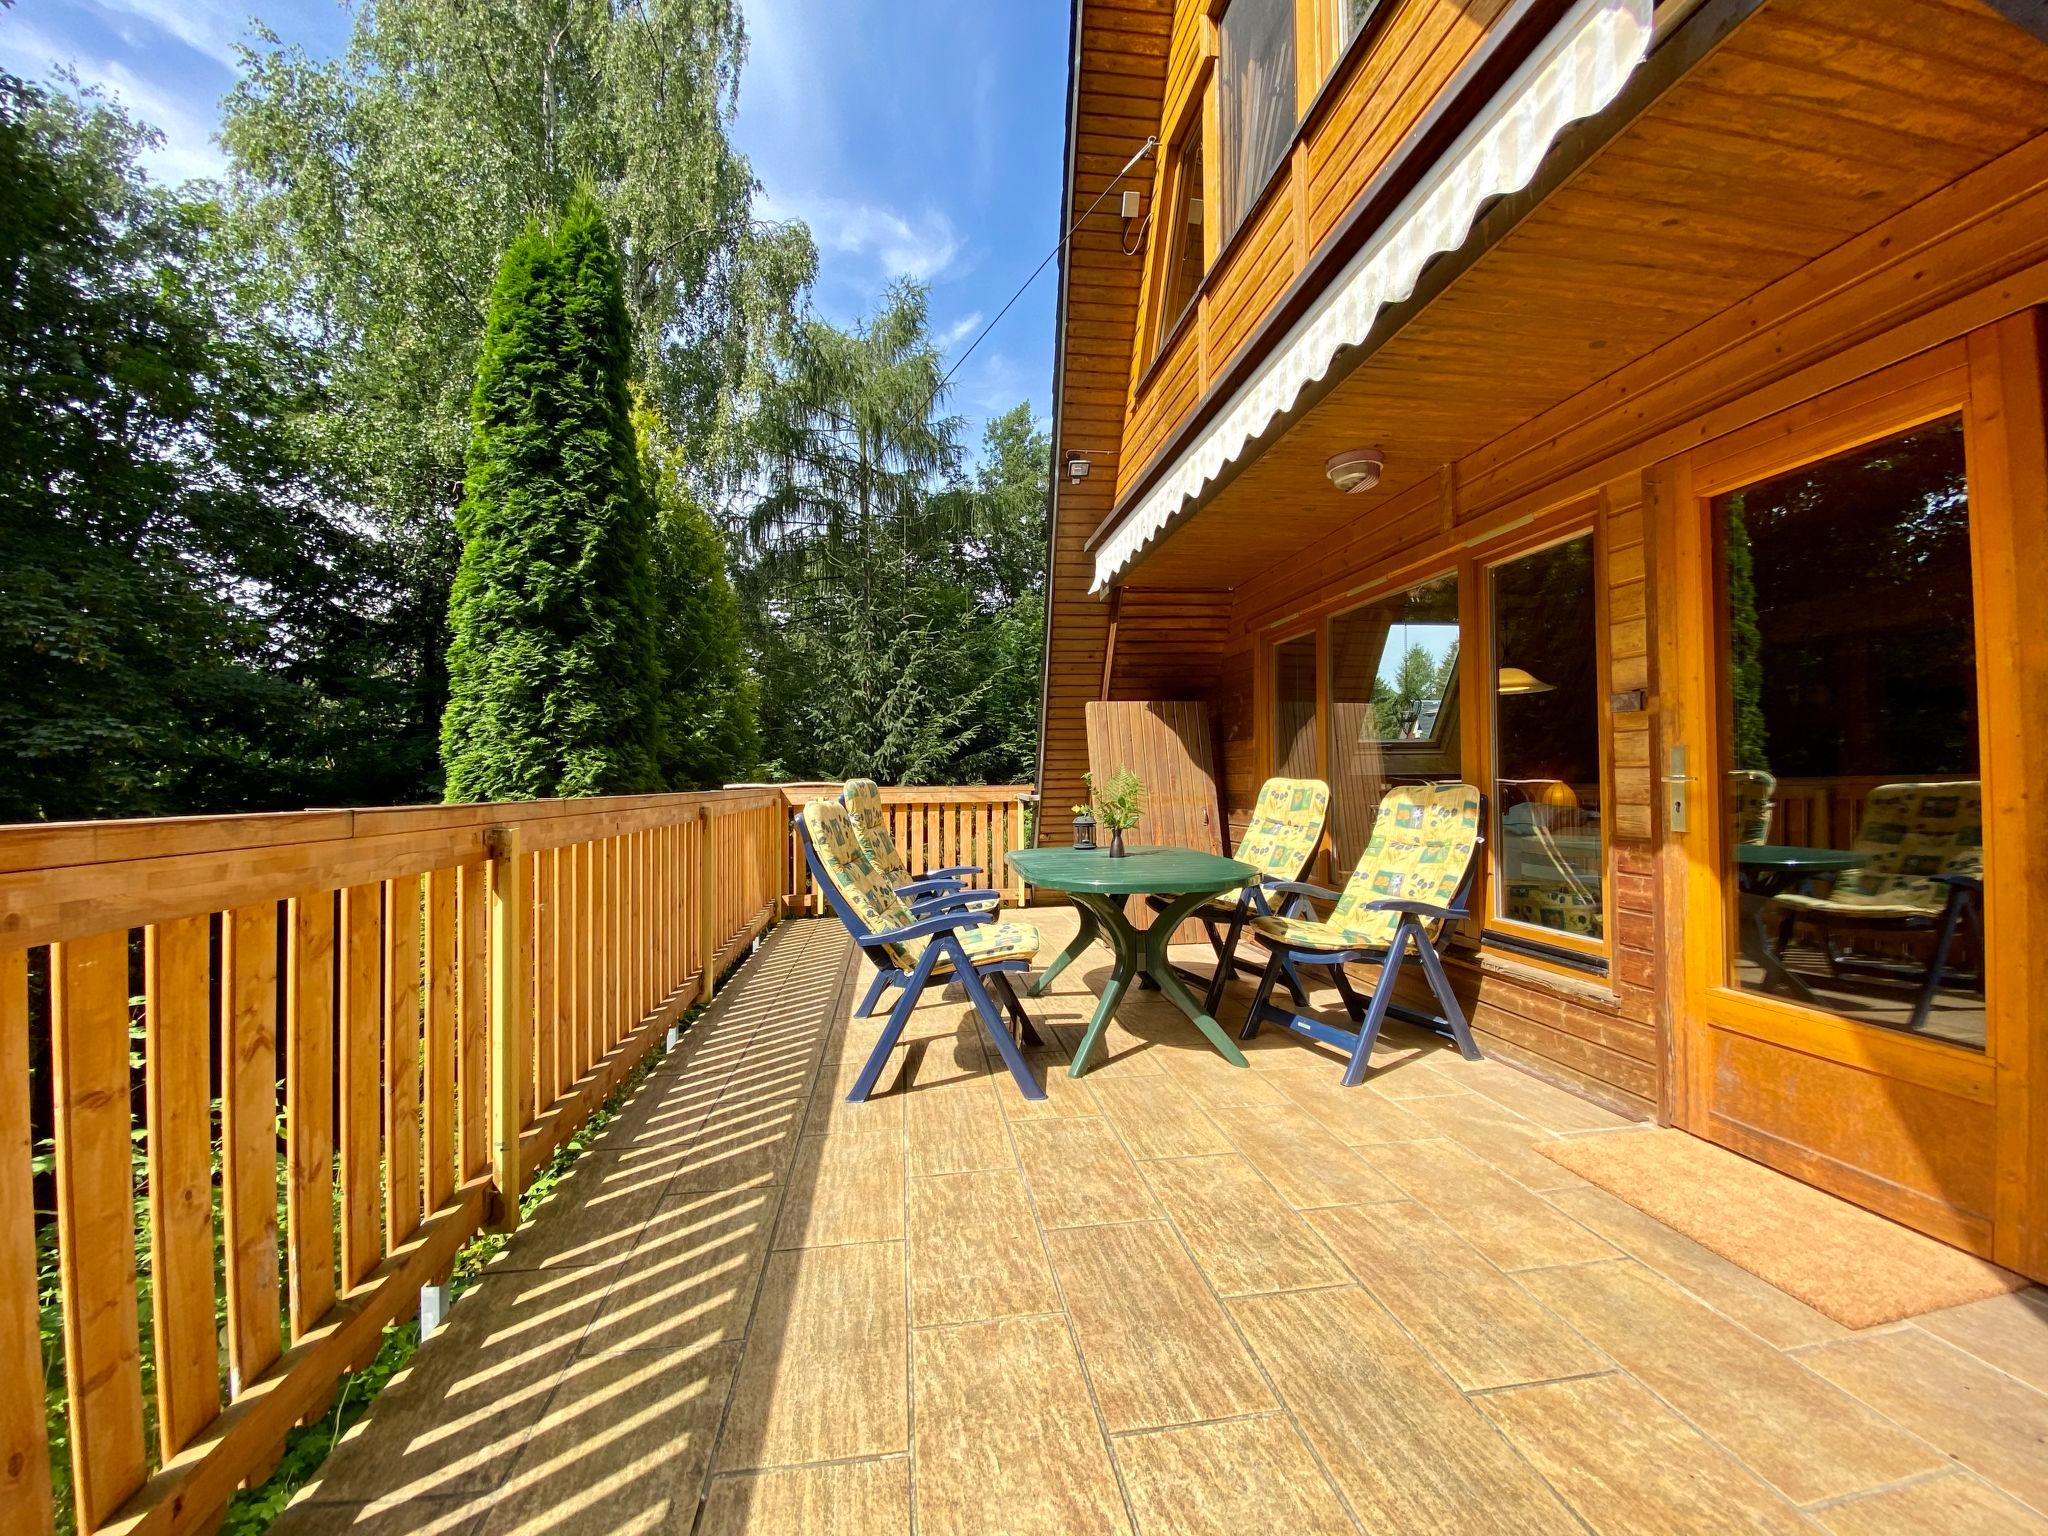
1007, 844, 1258, 1078
1736, 844, 1865, 874
1008, 844, 1258, 896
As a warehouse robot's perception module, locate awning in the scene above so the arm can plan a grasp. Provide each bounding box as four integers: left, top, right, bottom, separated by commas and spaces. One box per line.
1091, 0, 1654, 593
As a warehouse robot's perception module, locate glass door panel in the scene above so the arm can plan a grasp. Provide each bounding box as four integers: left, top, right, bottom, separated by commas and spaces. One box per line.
1714, 416, 1986, 1051
1273, 632, 1318, 779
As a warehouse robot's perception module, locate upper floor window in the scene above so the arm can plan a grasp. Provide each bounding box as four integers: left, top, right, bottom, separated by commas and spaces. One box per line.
1156, 129, 1206, 351
1217, 0, 1296, 246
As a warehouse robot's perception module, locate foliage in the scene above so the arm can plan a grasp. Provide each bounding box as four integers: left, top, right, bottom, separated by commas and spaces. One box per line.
441, 196, 664, 800
735, 288, 1049, 784
639, 398, 760, 789
222, 0, 815, 790
1369, 641, 1459, 740
0, 75, 423, 821
1725, 499, 1770, 772
1085, 768, 1147, 836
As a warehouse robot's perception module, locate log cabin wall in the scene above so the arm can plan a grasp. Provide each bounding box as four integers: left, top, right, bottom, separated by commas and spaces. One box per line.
1040, 0, 1173, 840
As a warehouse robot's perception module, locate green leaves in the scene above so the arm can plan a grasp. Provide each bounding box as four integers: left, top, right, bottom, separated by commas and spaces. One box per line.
441, 197, 665, 800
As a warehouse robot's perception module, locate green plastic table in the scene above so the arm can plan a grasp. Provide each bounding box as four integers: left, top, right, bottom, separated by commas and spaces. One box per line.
1734, 844, 1866, 1003
1008, 845, 1260, 1078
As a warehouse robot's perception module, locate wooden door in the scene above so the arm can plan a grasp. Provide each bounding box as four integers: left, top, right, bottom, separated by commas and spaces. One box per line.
1658, 321, 2048, 1279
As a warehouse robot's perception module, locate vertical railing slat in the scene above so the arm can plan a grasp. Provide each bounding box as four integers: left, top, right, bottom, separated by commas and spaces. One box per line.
535, 848, 557, 1117
338, 884, 382, 1290
221, 903, 282, 1401
2, 944, 55, 1534
284, 896, 336, 1342
487, 828, 527, 1228
423, 869, 457, 1215
383, 876, 422, 1253
52, 929, 147, 1531
145, 916, 221, 1461
458, 863, 488, 1180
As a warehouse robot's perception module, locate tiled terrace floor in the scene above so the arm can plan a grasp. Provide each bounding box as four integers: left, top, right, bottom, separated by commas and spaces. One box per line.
279, 909, 2048, 1535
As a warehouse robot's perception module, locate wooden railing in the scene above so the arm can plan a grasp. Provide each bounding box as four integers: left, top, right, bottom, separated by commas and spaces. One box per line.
0, 783, 1021, 1536
772, 784, 1035, 913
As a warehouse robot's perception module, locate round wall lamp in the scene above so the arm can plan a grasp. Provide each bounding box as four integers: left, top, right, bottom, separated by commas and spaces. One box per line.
1325, 447, 1385, 494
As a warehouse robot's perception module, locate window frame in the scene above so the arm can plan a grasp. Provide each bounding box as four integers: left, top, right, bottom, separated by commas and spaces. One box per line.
1213, 0, 1301, 251
1148, 96, 1211, 366
1469, 517, 1614, 967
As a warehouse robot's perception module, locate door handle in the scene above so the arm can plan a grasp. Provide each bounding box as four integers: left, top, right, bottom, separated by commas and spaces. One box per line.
1663, 746, 1694, 834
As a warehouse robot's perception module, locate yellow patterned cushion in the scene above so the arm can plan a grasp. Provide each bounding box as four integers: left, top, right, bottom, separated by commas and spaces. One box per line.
1771, 781, 1980, 920
1251, 782, 1481, 954
804, 799, 1036, 972
842, 778, 910, 884
1216, 776, 1330, 907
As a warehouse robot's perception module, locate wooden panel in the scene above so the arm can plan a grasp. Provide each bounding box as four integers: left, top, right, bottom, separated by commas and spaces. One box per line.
423, 868, 457, 1213
338, 883, 382, 1288
1, 945, 53, 1533
221, 902, 282, 1397
1083, 700, 1221, 852
285, 896, 336, 1341
145, 917, 220, 1458
53, 930, 148, 1529
383, 873, 422, 1252
458, 862, 488, 1178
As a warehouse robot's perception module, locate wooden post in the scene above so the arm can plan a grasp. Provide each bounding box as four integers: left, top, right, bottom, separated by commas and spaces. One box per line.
698, 804, 718, 1005
487, 826, 528, 1233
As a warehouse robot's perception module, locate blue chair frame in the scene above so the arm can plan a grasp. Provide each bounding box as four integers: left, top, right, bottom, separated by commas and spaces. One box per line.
1241, 809, 1487, 1088
840, 784, 990, 1017
798, 814, 1046, 1103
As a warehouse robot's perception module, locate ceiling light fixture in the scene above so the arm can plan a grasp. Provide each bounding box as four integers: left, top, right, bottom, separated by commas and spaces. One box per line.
1325, 447, 1385, 494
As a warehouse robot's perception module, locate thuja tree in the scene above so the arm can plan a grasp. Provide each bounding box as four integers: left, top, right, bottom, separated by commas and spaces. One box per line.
441, 195, 663, 801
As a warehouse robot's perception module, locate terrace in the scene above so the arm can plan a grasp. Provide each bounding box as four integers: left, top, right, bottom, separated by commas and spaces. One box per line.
4, 785, 2046, 1536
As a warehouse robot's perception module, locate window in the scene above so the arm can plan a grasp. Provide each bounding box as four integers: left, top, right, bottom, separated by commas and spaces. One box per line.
1156, 130, 1205, 352
1714, 417, 1985, 1050
1324, 0, 1384, 69
1217, 0, 1296, 246
1327, 574, 1460, 869
1274, 631, 1318, 779
1490, 534, 1604, 943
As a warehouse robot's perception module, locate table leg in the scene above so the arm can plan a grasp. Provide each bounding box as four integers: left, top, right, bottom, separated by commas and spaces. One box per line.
1740, 891, 1822, 1005
1066, 894, 1139, 1078
1030, 897, 1102, 998
1143, 891, 1251, 1069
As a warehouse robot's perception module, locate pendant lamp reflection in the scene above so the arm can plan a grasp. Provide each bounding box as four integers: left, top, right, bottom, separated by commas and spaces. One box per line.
1496, 666, 1554, 695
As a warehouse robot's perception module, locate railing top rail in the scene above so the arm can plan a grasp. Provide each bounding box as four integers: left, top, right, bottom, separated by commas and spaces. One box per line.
0, 786, 788, 950
761, 783, 1033, 808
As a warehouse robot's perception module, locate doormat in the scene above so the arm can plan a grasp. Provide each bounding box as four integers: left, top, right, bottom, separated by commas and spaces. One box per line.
1539, 1128, 2027, 1329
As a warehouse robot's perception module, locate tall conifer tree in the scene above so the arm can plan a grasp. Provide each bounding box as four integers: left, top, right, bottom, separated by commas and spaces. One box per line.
441, 195, 662, 800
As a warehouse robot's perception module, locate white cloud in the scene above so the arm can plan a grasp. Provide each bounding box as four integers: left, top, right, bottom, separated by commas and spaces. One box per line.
0, 16, 229, 183
94, 0, 254, 70
936, 310, 984, 351
760, 188, 963, 285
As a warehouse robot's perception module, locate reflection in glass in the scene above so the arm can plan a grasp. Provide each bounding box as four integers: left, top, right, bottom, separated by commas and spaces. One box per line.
1218, 0, 1296, 245
1327, 575, 1460, 869
1274, 633, 1317, 779
1491, 536, 1603, 941
1157, 135, 1204, 352
1717, 416, 1984, 1051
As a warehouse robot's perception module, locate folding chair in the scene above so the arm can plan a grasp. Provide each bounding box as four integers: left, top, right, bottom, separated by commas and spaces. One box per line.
1142, 776, 1330, 1014
841, 777, 1000, 1017
1241, 782, 1486, 1087
798, 799, 1046, 1102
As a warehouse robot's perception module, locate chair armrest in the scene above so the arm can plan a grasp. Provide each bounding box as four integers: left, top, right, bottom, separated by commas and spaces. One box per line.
928, 863, 982, 881
912, 888, 1002, 914
855, 908, 995, 950
1363, 897, 1461, 922
896, 875, 967, 900
1934, 873, 1983, 893
1267, 880, 1342, 902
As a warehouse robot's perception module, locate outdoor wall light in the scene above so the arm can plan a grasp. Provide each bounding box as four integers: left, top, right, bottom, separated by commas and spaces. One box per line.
1066, 452, 1092, 482
1325, 447, 1385, 493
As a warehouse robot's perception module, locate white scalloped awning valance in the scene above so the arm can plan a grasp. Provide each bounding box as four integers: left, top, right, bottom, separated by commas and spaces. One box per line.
1091, 0, 1653, 592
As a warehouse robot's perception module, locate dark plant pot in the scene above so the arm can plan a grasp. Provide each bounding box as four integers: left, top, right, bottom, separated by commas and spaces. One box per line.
1108, 830, 1127, 858
1072, 813, 1097, 851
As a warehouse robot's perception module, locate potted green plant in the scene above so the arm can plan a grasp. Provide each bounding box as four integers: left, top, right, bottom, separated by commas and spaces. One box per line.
1087, 767, 1147, 858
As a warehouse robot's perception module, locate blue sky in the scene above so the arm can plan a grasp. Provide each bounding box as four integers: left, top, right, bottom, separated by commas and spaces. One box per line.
0, 0, 1070, 447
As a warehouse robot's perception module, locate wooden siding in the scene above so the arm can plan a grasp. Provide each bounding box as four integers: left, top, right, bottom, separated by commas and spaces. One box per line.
1117, 0, 1513, 499
1043, 0, 1176, 842
1103, 587, 1232, 700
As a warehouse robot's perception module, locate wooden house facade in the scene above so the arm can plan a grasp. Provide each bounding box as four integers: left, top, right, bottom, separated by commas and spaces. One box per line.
1039, 0, 2048, 1281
